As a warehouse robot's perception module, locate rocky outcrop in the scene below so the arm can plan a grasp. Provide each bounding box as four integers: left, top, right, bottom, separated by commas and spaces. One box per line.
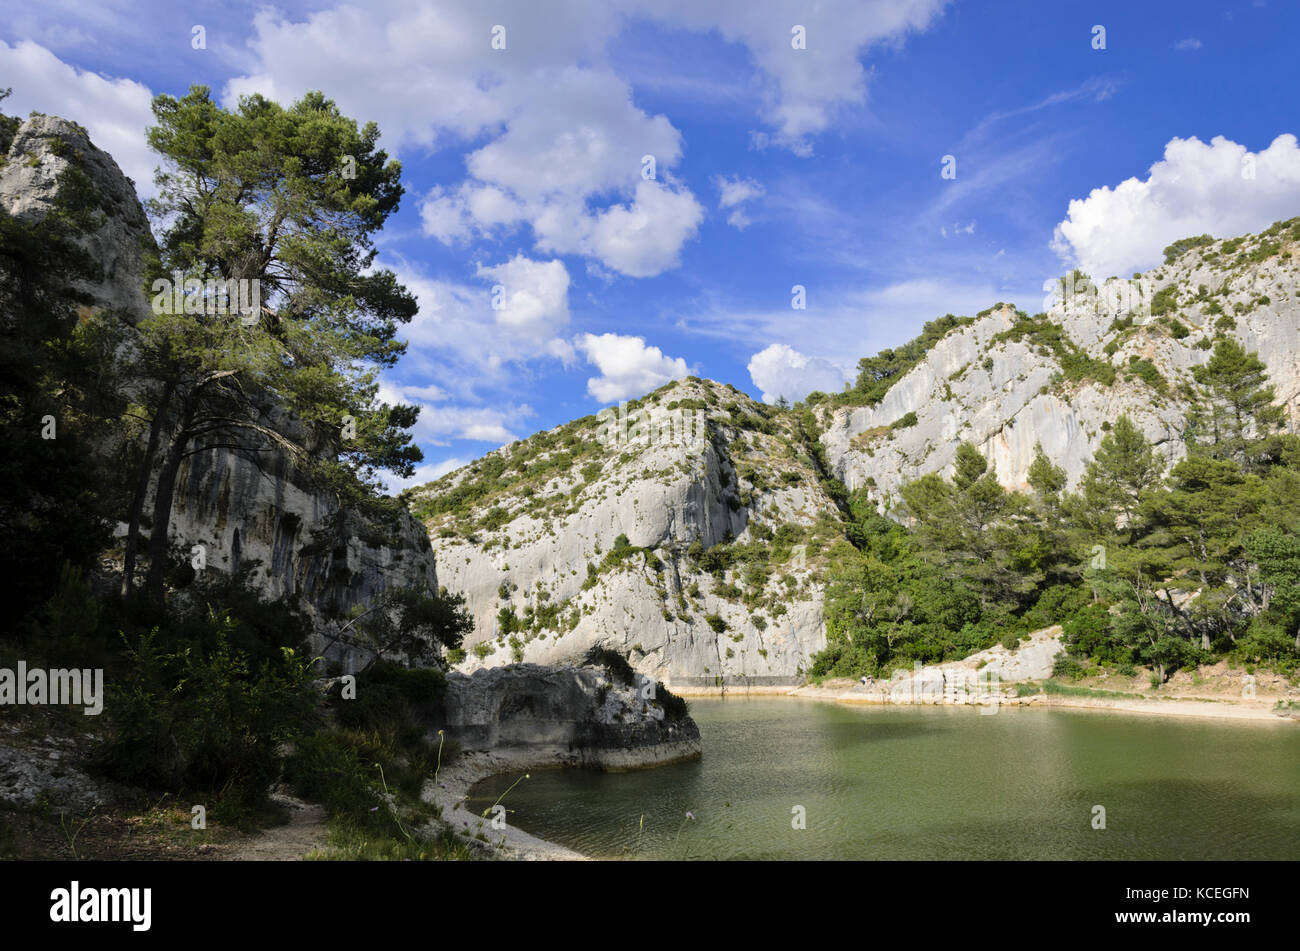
0, 721, 136, 812
838, 625, 1064, 705
411, 378, 839, 685
0, 114, 439, 661
820, 228, 1300, 502
0, 114, 153, 322
443, 663, 701, 769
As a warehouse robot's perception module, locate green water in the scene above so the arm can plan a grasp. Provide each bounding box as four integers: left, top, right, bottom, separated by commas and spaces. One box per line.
466, 699, 1300, 859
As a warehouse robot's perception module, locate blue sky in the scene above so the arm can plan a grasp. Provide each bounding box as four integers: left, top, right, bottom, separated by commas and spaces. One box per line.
3, 0, 1298, 489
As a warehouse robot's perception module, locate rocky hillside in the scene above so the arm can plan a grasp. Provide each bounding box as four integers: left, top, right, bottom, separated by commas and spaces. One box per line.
412, 217, 1300, 684
1, 114, 437, 668
408, 378, 849, 686
819, 223, 1300, 503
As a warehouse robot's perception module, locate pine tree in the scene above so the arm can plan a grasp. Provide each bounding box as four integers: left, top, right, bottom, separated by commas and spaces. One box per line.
1077, 415, 1163, 541
131, 86, 422, 607
1190, 338, 1285, 471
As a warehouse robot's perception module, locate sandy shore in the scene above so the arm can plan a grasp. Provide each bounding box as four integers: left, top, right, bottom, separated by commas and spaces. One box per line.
422, 740, 701, 860
674, 681, 1297, 723
423, 748, 591, 860
1002, 693, 1295, 722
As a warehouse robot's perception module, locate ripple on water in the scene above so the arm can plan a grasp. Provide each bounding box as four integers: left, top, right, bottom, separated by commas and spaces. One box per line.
464, 699, 1300, 860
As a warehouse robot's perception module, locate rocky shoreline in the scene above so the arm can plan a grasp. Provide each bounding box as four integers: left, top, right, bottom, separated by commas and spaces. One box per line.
423, 737, 701, 861
428, 662, 702, 860
671, 627, 1298, 724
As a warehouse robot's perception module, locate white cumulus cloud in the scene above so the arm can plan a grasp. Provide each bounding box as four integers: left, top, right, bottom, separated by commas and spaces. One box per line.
475, 255, 571, 337
577, 332, 691, 403
0, 39, 156, 196
1051, 133, 1300, 279
633, 0, 949, 151
747, 344, 854, 404
577, 180, 705, 277
227, 0, 945, 274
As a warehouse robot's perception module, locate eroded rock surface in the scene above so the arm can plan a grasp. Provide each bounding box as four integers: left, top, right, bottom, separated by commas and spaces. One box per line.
1, 115, 439, 668
443, 663, 701, 769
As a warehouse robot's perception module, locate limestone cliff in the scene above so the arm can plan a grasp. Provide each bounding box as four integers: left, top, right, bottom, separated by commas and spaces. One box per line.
1, 114, 438, 662
412, 218, 1300, 684
818, 227, 1300, 503
409, 378, 844, 686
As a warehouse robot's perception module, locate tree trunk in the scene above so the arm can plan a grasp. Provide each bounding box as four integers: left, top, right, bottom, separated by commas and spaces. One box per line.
144, 395, 197, 610
121, 381, 174, 600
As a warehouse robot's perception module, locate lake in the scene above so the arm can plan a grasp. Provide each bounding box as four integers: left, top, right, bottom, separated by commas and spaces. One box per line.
465, 698, 1300, 859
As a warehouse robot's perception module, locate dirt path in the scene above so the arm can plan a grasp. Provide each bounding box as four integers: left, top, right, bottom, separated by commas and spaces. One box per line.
227, 794, 328, 861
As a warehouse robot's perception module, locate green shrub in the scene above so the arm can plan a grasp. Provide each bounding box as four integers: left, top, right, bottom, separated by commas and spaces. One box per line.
891, 411, 919, 429
98, 613, 316, 814
654, 684, 690, 721
1162, 234, 1213, 264
1150, 285, 1179, 316
583, 646, 636, 686
284, 730, 377, 818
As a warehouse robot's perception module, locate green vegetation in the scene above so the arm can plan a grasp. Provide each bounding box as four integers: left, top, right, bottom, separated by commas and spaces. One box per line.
812, 339, 1300, 682
0, 90, 478, 858
406, 416, 603, 525
1150, 284, 1180, 317
130, 85, 423, 608
806, 313, 973, 409
991, 312, 1116, 386
1125, 356, 1169, 395
1163, 234, 1214, 264
1039, 680, 1141, 700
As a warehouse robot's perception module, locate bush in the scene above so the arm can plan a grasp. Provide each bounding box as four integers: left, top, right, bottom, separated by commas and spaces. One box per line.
1022, 583, 1089, 633
98, 613, 316, 814
1060, 602, 1125, 663
1233, 617, 1299, 668
891, 412, 918, 430
654, 684, 690, 721
1162, 234, 1213, 264
284, 730, 376, 819
583, 646, 636, 686
334, 660, 446, 735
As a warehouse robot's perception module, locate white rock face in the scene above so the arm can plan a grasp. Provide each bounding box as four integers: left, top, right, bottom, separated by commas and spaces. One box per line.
0, 115, 153, 322
821, 235, 1300, 502
841, 626, 1065, 705
414, 380, 836, 686
1, 115, 439, 664
443, 663, 701, 767
414, 223, 1300, 683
